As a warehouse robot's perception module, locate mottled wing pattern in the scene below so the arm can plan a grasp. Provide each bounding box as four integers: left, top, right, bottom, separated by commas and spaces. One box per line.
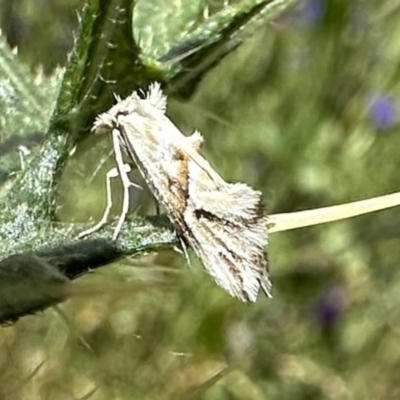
183, 152, 270, 302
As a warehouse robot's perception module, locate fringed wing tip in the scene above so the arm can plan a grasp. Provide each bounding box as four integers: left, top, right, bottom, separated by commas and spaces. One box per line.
260, 275, 273, 299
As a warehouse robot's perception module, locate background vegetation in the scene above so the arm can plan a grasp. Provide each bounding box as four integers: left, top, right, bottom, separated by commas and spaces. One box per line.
1, 0, 400, 399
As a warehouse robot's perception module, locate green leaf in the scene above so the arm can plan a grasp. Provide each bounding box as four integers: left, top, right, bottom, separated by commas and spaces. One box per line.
157, 0, 299, 97
0, 34, 60, 139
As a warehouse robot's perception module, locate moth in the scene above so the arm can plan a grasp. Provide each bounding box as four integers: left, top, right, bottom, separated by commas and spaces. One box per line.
79, 83, 271, 302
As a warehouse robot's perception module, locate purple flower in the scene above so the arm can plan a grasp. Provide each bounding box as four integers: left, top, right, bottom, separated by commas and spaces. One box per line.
298, 0, 326, 23
274, 0, 326, 29
368, 94, 398, 131
313, 286, 345, 332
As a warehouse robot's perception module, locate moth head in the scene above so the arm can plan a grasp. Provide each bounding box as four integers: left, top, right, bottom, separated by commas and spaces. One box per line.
91, 94, 141, 134
92, 113, 116, 135
91, 83, 166, 134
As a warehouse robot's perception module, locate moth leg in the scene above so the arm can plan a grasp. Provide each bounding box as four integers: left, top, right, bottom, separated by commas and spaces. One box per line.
112, 129, 135, 240
78, 164, 135, 239
18, 145, 31, 171
88, 148, 113, 184
154, 197, 160, 215
176, 237, 192, 268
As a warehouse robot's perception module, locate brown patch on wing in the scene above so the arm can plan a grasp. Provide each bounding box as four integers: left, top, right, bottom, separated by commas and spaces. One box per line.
167, 148, 190, 217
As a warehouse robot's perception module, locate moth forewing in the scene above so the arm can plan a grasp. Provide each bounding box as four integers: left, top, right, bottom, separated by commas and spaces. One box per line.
129, 84, 225, 185
150, 112, 226, 186
119, 117, 190, 219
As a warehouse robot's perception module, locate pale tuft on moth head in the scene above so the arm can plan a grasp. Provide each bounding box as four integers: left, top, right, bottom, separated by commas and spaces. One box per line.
92, 83, 167, 135
144, 82, 167, 112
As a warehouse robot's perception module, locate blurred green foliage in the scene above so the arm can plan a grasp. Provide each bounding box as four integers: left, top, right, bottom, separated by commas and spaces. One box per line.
2, 0, 400, 399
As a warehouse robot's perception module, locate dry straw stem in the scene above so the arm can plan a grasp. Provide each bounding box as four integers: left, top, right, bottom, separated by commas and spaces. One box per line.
268, 192, 400, 233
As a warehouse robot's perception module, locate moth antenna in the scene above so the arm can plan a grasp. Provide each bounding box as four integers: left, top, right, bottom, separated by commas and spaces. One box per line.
87, 148, 113, 184
268, 191, 400, 233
